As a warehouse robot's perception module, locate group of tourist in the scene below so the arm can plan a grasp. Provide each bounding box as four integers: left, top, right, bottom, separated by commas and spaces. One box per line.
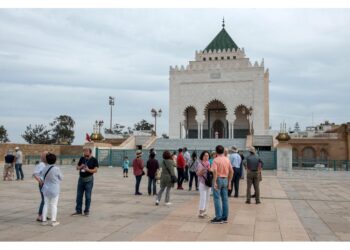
3, 144, 262, 226
30, 147, 99, 226
125, 144, 263, 224
3, 146, 24, 181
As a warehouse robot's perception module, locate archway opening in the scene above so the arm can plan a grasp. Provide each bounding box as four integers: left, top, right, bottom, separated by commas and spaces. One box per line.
234, 105, 250, 138
302, 147, 316, 167
183, 106, 198, 139
203, 100, 228, 139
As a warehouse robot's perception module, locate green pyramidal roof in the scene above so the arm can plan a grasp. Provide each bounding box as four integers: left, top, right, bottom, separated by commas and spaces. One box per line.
204, 28, 238, 52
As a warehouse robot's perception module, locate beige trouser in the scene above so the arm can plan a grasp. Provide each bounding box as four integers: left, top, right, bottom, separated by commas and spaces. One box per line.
3, 163, 14, 181
246, 171, 260, 202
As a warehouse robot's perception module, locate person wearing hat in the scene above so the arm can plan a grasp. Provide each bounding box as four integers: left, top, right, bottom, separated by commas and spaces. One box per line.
133, 150, 144, 195
243, 146, 262, 204
3, 149, 15, 181
228, 146, 242, 198
14, 146, 24, 180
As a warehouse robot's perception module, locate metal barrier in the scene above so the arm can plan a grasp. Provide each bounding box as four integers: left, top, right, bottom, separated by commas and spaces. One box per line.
292, 160, 350, 171
95, 148, 278, 170
26, 155, 82, 165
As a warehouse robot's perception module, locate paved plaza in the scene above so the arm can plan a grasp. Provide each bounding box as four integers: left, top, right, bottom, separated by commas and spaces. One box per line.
1, 165, 350, 241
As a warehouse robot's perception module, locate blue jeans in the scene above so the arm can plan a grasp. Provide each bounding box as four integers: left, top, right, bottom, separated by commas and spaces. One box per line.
135, 175, 142, 194
148, 176, 157, 195
15, 163, 24, 180
212, 177, 229, 220
76, 177, 94, 213
38, 185, 44, 216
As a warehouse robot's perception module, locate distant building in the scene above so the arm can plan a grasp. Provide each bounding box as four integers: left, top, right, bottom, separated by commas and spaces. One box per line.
289, 122, 350, 167
169, 20, 269, 139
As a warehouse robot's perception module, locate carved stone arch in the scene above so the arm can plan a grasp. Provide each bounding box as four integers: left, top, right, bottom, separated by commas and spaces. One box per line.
234, 104, 251, 138
319, 148, 328, 161
302, 146, 317, 167
202, 99, 228, 138
183, 105, 198, 139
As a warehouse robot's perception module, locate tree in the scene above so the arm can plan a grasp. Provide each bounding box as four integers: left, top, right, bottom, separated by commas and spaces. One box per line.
104, 123, 125, 135
161, 133, 169, 139
22, 124, 53, 144
134, 119, 154, 131
50, 115, 75, 145
0, 125, 10, 143
294, 122, 301, 132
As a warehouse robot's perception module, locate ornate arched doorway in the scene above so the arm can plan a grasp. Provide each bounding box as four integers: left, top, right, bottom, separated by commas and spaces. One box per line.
203, 100, 228, 138
234, 105, 251, 138
183, 106, 198, 139
212, 120, 225, 138
302, 147, 316, 167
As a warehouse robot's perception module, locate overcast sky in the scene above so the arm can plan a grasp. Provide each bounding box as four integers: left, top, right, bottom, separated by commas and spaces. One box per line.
1, 9, 350, 144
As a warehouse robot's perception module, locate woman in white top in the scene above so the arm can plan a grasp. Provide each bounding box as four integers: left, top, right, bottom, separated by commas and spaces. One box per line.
41, 153, 63, 227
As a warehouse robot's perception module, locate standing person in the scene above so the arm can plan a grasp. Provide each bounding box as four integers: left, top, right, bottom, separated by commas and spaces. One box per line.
244, 147, 262, 204
14, 147, 24, 180
196, 151, 211, 218
176, 148, 186, 190
146, 152, 159, 196
183, 147, 190, 182
32, 151, 48, 222
209, 151, 216, 166
188, 152, 199, 191
239, 151, 245, 180
171, 151, 178, 178
3, 150, 15, 181
210, 145, 233, 224
122, 156, 129, 178
71, 148, 99, 216
156, 151, 176, 206
133, 150, 144, 195
228, 146, 242, 198
41, 153, 63, 226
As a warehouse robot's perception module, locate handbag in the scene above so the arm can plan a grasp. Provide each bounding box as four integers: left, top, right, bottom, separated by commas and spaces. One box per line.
164, 160, 177, 184
155, 169, 161, 180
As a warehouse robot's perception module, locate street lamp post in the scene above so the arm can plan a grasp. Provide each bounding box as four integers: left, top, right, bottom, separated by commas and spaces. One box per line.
151, 108, 162, 136
96, 120, 104, 134
108, 96, 115, 132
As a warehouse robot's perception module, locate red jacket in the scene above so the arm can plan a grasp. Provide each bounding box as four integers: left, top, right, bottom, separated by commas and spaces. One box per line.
177, 153, 186, 168
133, 158, 144, 176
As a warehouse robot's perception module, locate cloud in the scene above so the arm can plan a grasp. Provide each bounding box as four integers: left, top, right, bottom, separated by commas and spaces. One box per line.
0, 9, 350, 143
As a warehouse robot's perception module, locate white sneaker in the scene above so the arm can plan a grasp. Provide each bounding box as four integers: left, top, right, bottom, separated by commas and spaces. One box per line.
51, 221, 60, 227
155, 200, 159, 206
165, 202, 172, 206
41, 221, 49, 226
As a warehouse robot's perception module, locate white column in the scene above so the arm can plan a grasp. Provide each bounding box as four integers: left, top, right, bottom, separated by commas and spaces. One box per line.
201, 123, 203, 139
181, 122, 186, 139
197, 122, 201, 139
228, 123, 232, 139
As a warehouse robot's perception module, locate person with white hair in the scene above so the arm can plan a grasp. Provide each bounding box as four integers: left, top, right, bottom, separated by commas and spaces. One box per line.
228, 146, 242, 198
3, 149, 15, 181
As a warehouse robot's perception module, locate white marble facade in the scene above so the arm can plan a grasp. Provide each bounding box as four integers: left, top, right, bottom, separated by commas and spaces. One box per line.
169, 26, 270, 139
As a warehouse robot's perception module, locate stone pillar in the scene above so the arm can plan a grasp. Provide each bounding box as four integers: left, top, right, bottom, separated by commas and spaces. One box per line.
277, 142, 293, 173
181, 122, 186, 139
197, 122, 201, 139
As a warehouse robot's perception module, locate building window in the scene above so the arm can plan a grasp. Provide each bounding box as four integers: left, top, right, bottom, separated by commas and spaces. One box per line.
233, 56, 236, 59
203, 57, 206, 61
209, 57, 212, 61
227, 56, 230, 60
221, 56, 224, 60
215, 57, 218, 60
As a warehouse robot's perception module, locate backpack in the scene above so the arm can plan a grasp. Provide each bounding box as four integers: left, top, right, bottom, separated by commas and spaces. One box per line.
204, 170, 213, 187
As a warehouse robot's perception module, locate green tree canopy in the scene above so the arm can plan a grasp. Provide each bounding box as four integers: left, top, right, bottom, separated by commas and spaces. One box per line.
133, 119, 154, 131
22, 124, 53, 144
0, 125, 10, 143
50, 115, 75, 145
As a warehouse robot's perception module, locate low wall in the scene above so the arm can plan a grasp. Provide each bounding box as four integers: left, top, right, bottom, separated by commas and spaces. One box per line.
0, 143, 83, 164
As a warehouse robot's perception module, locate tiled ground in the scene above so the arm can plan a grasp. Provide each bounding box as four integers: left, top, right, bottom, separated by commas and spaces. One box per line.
0, 165, 349, 241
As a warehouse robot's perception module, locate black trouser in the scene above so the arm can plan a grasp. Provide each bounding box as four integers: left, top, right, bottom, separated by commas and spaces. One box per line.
184, 166, 189, 181
229, 168, 241, 197
135, 175, 142, 194
177, 168, 184, 187
148, 176, 157, 195
189, 171, 198, 190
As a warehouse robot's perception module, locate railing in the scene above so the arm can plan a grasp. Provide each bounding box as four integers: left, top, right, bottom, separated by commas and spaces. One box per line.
292, 159, 350, 171
26, 155, 82, 165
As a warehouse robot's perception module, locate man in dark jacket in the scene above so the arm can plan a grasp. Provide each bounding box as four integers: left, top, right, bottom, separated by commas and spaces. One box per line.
147, 152, 159, 195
